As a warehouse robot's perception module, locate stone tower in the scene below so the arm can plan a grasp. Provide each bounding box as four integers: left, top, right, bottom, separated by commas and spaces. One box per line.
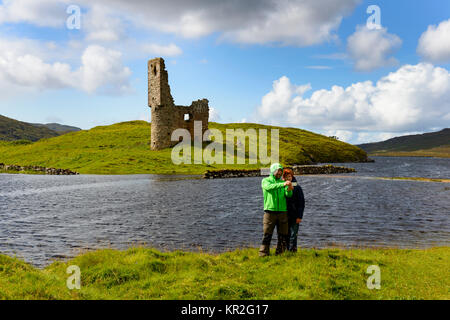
148, 58, 175, 150
148, 57, 209, 150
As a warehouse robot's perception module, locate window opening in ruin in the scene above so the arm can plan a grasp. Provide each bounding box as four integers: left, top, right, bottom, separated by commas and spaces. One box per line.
184, 113, 191, 121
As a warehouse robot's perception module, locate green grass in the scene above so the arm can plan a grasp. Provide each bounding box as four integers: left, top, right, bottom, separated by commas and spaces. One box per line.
369, 145, 450, 158
374, 177, 450, 183
0, 121, 368, 174
0, 247, 448, 300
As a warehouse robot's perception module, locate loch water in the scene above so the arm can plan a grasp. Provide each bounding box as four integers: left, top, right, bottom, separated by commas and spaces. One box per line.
0, 156, 449, 266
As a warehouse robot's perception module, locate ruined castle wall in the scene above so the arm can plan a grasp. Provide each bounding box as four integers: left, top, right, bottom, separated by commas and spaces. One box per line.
171, 102, 208, 140
148, 58, 174, 108
151, 104, 176, 150
149, 58, 175, 150
186, 99, 209, 139
149, 57, 209, 150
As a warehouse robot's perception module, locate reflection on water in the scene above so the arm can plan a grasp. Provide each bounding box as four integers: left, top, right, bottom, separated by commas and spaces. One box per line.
0, 156, 449, 266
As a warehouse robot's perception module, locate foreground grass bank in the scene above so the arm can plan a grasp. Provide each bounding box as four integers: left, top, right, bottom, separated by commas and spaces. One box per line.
0, 121, 368, 174
1, 247, 448, 300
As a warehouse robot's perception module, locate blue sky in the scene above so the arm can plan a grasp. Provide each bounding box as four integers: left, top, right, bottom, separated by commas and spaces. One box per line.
0, 0, 449, 144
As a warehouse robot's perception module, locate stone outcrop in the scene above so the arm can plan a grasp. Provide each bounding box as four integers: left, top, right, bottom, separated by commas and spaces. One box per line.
203, 169, 262, 179
203, 165, 356, 179
0, 163, 79, 175
291, 164, 356, 175
148, 57, 209, 150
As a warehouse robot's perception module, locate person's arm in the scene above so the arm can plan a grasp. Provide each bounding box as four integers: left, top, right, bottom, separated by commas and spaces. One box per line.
262, 178, 290, 191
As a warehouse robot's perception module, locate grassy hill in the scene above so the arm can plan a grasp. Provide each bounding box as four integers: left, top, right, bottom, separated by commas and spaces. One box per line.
0, 247, 448, 299
0, 114, 60, 142
357, 128, 450, 158
0, 121, 368, 174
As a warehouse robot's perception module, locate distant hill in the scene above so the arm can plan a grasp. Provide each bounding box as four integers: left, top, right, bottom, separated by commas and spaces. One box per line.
357, 128, 450, 158
0, 115, 59, 142
0, 121, 369, 174
0, 115, 82, 142
30, 123, 81, 134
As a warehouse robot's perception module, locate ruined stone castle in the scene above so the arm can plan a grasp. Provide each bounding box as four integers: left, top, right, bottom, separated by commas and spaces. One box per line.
148, 57, 209, 150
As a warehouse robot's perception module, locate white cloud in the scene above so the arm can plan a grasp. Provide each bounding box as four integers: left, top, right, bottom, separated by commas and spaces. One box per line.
355, 131, 423, 144
0, 39, 131, 94
256, 63, 450, 143
0, 1, 126, 44
0, 0, 361, 47
0, 0, 68, 27
355, 132, 396, 144
0, 35, 62, 60
347, 26, 402, 72
325, 129, 353, 142
141, 43, 183, 57
84, 5, 127, 42
418, 19, 450, 63
0, 38, 73, 89
92, 0, 360, 46
217, 0, 360, 46
257, 77, 311, 120
209, 107, 221, 122
75, 45, 132, 94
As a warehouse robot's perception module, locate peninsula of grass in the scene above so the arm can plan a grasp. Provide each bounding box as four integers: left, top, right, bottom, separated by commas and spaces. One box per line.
0, 121, 368, 175
368, 146, 450, 158
376, 177, 450, 183
0, 247, 448, 300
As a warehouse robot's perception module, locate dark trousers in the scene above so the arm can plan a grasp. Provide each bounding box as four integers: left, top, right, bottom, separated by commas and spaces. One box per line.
259, 211, 289, 257
287, 220, 300, 252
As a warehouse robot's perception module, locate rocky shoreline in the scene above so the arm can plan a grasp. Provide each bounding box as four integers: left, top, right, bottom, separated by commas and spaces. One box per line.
203, 164, 356, 179
0, 163, 79, 175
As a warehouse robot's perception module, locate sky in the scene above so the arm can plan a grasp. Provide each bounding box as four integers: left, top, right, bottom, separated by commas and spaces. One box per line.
0, 0, 449, 144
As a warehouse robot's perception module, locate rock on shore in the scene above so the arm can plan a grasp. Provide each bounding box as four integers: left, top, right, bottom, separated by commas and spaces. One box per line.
203, 164, 356, 179
0, 163, 79, 175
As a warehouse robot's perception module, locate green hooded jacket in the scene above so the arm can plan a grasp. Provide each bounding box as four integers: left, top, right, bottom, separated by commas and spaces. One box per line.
261, 163, 293, 212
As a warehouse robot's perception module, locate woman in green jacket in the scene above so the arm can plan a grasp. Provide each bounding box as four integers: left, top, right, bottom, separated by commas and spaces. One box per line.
259, 163, 293, 257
